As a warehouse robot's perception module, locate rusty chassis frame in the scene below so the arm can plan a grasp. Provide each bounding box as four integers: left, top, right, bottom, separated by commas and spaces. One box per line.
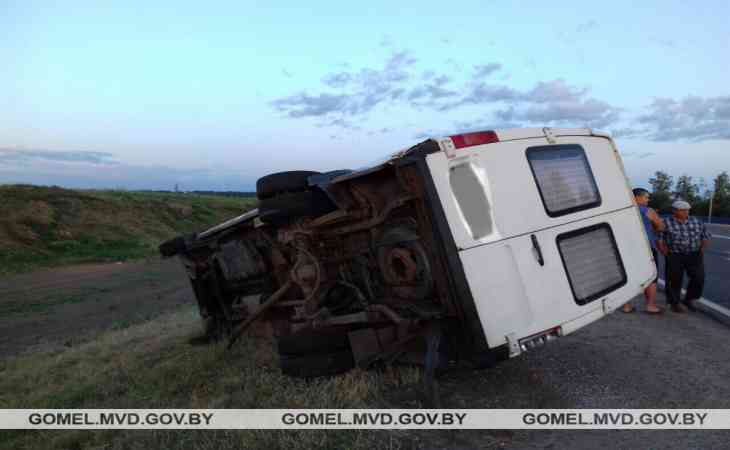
166, 145, 504, 378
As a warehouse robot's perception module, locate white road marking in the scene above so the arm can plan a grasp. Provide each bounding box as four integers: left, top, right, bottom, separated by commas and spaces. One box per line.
713, 235, 730, 240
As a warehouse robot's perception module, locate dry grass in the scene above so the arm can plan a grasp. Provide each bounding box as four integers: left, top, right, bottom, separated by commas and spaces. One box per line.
0, 306, 424, 450
0, 185, 255, 274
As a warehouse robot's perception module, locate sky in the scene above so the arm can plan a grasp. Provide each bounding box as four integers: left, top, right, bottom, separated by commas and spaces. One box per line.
1, 0, 729, 191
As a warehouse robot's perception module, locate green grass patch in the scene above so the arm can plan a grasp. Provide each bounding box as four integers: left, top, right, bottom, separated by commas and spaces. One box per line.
0, 288, 104, 316
0, 307, 422, 450
0, 237, 151, 275
0, 185, 257, 275
110, 319, 132, 330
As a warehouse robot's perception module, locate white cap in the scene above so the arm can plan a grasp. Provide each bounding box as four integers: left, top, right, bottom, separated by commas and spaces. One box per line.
672, 200, 691, 210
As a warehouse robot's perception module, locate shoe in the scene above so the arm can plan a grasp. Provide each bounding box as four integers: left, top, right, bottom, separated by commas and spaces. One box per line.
622, 304, 635, 313
683, 301, 697, 312
645, 305, 663, 314
670, 303, 687, 313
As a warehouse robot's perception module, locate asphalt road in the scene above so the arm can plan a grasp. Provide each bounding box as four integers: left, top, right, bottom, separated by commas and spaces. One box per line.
411, 289, 730, 450
656, 223, 730, 309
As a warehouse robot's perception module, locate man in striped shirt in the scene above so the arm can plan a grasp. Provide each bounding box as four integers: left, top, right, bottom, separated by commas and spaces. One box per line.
657, 200, 712, 313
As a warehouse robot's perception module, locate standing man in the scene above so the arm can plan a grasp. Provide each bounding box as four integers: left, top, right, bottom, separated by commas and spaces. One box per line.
624, 188, 664, 314
657, 200, 712, 313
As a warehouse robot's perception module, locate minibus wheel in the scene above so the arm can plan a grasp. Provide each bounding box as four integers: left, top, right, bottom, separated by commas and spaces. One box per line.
256, 171, 320, 200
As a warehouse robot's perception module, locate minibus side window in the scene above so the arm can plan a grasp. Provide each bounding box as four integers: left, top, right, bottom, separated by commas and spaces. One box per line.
449, 162, 493, 240
526, 144, 601, 217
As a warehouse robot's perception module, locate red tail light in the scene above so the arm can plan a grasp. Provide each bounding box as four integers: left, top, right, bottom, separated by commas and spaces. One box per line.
450, 130, 499, 149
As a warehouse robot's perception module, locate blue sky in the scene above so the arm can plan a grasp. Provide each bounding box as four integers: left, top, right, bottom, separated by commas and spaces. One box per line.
1, 0, 728, 191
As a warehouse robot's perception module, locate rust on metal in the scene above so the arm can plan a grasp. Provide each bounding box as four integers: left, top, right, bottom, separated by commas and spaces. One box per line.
169, 157, 457, 372
227, 279, 293, 348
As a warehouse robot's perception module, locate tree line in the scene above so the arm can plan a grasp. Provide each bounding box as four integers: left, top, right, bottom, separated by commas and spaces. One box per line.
647, 170, 730, 217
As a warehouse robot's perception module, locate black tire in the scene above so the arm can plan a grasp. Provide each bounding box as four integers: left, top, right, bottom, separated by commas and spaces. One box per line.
277, 329, 351, 356
256, 171, 320, 200
279, 351, 355, 378
258, 189, 337, 225
376, 227, 433, 300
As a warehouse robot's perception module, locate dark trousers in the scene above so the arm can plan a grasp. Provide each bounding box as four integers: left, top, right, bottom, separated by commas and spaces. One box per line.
665, 251, 705, 304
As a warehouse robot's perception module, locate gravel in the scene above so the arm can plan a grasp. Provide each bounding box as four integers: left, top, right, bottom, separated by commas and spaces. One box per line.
390, 291, 730, 449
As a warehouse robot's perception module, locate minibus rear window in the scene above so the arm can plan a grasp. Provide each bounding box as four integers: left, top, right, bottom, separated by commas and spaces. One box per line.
557, 223, 627, 305
526, 144, 601, 217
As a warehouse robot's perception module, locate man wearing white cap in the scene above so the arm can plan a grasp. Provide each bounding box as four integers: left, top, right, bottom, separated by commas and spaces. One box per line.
657, 200, 712, 313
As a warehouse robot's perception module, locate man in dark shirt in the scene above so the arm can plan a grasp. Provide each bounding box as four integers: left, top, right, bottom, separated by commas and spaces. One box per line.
657, 200, 712, 313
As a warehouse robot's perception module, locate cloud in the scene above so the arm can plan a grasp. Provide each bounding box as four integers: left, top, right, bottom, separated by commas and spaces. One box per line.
272, 52, 622, 132
408, 85, 457, 102
637, 96, 730, 141
466, 83, 521, 102
610, 127, 646, 139
620, 151, 656, 159
575, 20, 598, 33
526, 79, 588, 103
271, 50, 417, 120
0, 149, 117, 165
405, 74, 458, 106
498, 98, 620, 128
433, 75, 450, 86
473, 63, 501, 79
439, 83, 521, 110
322, 72, 352, 88
271, 92, 349, 117
440, 77, 619, 128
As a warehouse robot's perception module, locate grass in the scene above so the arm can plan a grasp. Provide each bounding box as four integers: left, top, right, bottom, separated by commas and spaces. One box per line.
0, 290, 96, 316
0, 307, 424, 450
0, 185, 256, 274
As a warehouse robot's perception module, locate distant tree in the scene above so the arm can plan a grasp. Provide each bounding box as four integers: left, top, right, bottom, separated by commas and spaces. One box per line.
674, 174, 699, 204
649, 171, 673, 193
713, 171, 730, 199
648, 171, 673, 213
712, 171, 730, 217
694, 177, 710, 216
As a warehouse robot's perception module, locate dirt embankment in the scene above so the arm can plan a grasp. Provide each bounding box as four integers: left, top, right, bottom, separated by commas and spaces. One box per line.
0, 184, 255, 274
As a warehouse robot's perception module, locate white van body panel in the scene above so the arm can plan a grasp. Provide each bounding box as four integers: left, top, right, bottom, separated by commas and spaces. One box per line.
426, 131, 656, 352
494, 127, 593, 142
427, 135, 635, 249
458, 206, 654, 347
